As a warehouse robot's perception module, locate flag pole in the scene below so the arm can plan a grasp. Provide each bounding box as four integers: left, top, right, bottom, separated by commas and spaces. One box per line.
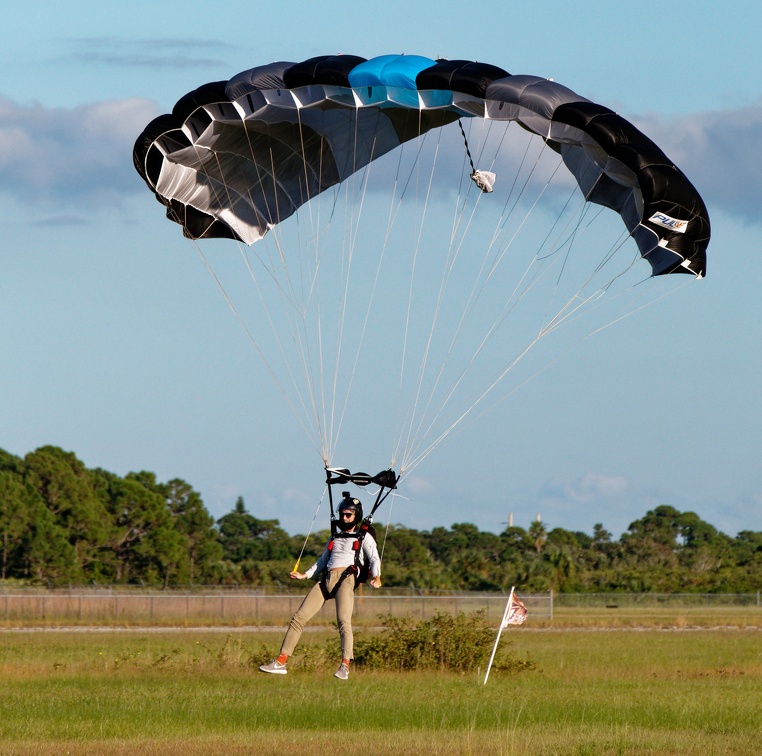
483, 585, 515, 686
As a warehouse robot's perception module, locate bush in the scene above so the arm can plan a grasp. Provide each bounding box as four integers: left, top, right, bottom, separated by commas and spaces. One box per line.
353, 611, 535, 674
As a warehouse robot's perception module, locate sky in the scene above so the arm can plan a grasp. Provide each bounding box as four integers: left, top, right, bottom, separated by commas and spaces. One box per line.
1, 0, 761, 541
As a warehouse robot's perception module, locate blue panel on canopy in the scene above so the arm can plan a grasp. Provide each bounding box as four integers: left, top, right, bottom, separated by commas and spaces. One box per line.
348, 54, 436, 90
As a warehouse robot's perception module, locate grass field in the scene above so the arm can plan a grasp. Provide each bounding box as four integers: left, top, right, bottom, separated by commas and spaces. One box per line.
545, 605, 762, 629
0, 625, 760, 755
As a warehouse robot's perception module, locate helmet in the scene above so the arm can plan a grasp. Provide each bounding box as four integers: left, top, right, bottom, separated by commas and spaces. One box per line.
337, 493, 363, 531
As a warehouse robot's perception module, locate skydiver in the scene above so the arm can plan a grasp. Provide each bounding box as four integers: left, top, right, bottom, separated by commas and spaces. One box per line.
259, 495, 381, 680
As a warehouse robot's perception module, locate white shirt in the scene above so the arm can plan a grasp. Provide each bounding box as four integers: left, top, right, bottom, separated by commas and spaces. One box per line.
304, 530, 381, 579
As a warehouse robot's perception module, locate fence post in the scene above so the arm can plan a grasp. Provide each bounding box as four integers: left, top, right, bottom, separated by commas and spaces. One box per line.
549, 589, 554, 622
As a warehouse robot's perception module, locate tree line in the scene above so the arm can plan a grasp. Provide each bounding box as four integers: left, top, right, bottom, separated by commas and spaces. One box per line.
1, 446, 760, 591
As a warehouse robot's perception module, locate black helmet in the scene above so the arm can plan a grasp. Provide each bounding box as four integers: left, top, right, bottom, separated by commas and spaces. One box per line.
338, 493, 363, 530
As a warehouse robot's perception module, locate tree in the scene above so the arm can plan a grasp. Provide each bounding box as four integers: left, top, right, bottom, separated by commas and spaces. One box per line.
161, 478, 222, 583
0, 448, 21, 473
675, 511, 733, 578
547, 528, 580, 549
143, 526, 187, 588
4, 441, 762, 592
621, 506, 682, 565
23, 446, 109, 573
21, 500, 80, 584
216, 497, 252, 561
733, 531, 762, 565
378, 525, 442, 587
544, 542, 578, 591
103, 475, 172, 583
528, 519, 548, 554
592, 523, 612, 546
0, 471, 35, 579
217, 498, 293, 562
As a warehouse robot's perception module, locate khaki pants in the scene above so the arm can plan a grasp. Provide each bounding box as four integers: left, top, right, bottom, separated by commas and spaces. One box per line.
280, 570, 356, 660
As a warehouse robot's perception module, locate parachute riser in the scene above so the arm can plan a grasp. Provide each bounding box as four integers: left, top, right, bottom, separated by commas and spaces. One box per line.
325, 466, 398, 535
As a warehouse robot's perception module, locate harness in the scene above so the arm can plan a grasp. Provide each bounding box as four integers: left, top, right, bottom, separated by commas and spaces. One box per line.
317, 465, 395, 600
318, 520, 375, 599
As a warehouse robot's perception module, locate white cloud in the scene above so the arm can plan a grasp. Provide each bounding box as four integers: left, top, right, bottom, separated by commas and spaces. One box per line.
404, 474, 437, 497
0, 95, 159, 208
64, 37, 235, 70
633, 103, 762, 224
541, 471, 630, 504
1, 92, 759, 230
530, 472, 642, 536
694, 491, 762, 537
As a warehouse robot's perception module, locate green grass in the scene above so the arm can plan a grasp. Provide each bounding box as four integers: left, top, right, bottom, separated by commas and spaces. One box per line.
0, 628, 759, 754
545, 605, 762, 629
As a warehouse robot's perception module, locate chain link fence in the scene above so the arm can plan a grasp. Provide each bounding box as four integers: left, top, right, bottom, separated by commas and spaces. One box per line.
0, 586, 552, 625
0, 587, 759, 625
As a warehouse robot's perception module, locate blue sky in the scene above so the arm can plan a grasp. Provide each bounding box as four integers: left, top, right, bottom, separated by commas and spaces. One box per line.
1, 1, 761, 540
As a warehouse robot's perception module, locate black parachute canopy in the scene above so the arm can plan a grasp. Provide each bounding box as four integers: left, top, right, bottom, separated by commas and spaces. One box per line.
134, 54, 709, 277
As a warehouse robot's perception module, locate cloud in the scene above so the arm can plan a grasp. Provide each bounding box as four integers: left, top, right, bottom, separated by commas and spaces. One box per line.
1, 92, 760, 229
34, 214, 91, 227
532, 471, 645, 536
403, 475, 437, 498
633, 104, 762, 225
691, 490, 762, 538
0, 95, 159, 211
540, 471, 631, 504
63, 37, 235, 70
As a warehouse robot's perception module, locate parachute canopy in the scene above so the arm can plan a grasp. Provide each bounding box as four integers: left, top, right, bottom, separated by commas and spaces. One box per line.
134, 53, 709, 278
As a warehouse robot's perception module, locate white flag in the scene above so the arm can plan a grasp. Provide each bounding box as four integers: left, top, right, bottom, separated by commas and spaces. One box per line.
501, 592, 527, 628
484, 587, 527, 685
